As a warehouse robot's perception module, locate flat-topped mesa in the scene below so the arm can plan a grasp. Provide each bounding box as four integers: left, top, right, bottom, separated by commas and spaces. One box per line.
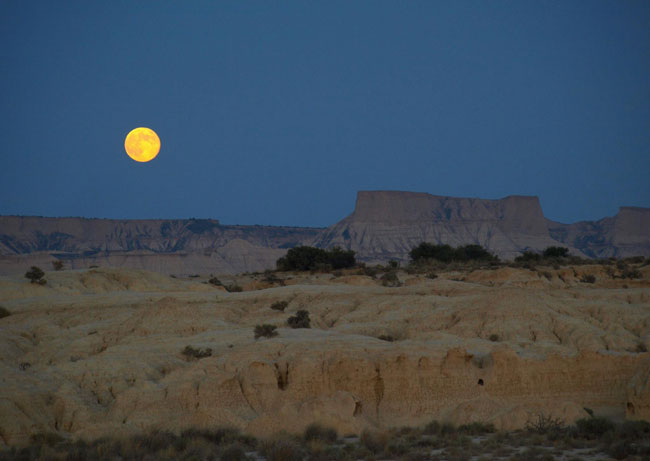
315, 191, 560, 262
352, 191, 548, 233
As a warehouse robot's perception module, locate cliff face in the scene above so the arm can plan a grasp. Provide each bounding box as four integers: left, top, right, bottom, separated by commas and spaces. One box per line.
314, 191, 567, 262
0, 217, 321, 275
548, 207, 650, 258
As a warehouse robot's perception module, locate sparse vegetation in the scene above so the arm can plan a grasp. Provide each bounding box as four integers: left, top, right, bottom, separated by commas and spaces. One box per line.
303, 423, 337, 443
488, 334, 500, 342
287, 310, 310, 328
52, 260, 64, 271
580, 274, 596, 283
270, 301, 289, 312
0, 306, 10, 319
542, 246, 569, 258
276, 246, 356, 271
409, 243, 497, 263
4, 417, 650, 460
208, 276, 223, 286
25, 266, 46, 285
182, 345, 212, 360
254, 324, 278, 339
225, 283, 243, 292
380, 270, 401, 287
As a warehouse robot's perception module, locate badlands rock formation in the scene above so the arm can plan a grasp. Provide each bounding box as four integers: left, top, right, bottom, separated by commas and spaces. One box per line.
315, 191, 650, 263
0, 264, 648, 446
1, 191, 649, 275
0, 216, 320, 276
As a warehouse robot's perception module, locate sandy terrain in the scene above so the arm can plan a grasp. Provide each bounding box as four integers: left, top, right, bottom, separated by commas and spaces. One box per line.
0, 264, 649, 447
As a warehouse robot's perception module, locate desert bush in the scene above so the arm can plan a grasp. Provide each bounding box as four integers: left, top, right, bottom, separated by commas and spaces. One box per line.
52, 260, 64, 271
0, 306, 10, 319
276, 246, 356, 271
635, 342, 648, 353
542, 246, 569, 258
378, 334, 395, 342
388, 260, 400, 269
427, 272, 438, 279
225, 283, 243, 292
208, 277, 223, 286
525, 414, 566, 437
25, 266, 46, 284
260, 435, 304, 461
263, 270, 284, 285
219, 442, 249, 461
409, 242, 497, 263
457, 422, 496, 435
270, 301, 289, 312
380, 270, 401, 287
254, 324, 278, 339
360, 430, 389, 454
580, 274, 596, 283
303, 423, 337, 443
182, 345, 212, 360
574, 417, 615, 439
287, 310, 310, 328
488, 334, 500, 342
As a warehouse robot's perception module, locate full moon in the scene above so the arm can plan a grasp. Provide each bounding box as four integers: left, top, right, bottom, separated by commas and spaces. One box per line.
124, 127, 161, 162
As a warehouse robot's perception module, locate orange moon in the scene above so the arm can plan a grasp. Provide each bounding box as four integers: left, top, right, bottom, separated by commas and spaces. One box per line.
124, 127, 161, 162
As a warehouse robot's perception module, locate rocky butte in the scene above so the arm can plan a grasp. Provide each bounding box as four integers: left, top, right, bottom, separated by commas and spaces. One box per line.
1, 191, 649, 276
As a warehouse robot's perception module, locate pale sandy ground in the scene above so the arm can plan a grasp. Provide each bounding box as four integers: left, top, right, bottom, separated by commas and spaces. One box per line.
0, 263, 649, 450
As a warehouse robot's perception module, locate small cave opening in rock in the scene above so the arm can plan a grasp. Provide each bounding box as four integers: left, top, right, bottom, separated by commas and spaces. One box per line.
478, 379, 484, 386
627, 402, 635, 415
353, 401, 363, 416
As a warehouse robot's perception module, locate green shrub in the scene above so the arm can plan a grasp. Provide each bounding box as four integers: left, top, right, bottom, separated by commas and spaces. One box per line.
542, 246, 569, 258
0, 306, 10, 319
182, 345, 212, 360
52, 260, 64, 271
621, 268, 642, 279
409, 242, 497, 263
254, 324, 278, 339
580, 274, 596, 283
276, 246, 356, 271
208, 277, 223, 287
270, 301, 289, 312
575, 417, 615, 439
457, 422, 496, 435
303, 423, 337, 443
25, 266, 46, 284
287, 310, 310, 328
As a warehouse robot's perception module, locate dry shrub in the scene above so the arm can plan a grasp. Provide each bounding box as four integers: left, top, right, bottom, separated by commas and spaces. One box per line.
181, 345, 212, 360
260, 435, 304, 461
270, 301, 289, 312
303, 423, 337, 443
254, 324, 278, 339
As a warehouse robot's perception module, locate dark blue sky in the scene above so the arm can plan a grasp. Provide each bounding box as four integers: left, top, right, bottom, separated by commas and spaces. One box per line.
2, 1, 649, 227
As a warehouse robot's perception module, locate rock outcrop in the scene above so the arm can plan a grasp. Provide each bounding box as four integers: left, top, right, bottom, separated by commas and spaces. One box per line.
0, 217, 321, 276
0, 266, 648, 445
548, 206, 650, 258
315, 191, 570, 262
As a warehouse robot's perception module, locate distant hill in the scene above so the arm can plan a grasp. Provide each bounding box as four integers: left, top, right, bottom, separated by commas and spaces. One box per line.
1, 191, 648, 274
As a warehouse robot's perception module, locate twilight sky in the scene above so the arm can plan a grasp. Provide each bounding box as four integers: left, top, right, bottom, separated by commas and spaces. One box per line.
1, 1, 649, 227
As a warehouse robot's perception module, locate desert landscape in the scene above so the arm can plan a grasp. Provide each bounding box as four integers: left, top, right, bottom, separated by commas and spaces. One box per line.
1, 253, 649, 459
